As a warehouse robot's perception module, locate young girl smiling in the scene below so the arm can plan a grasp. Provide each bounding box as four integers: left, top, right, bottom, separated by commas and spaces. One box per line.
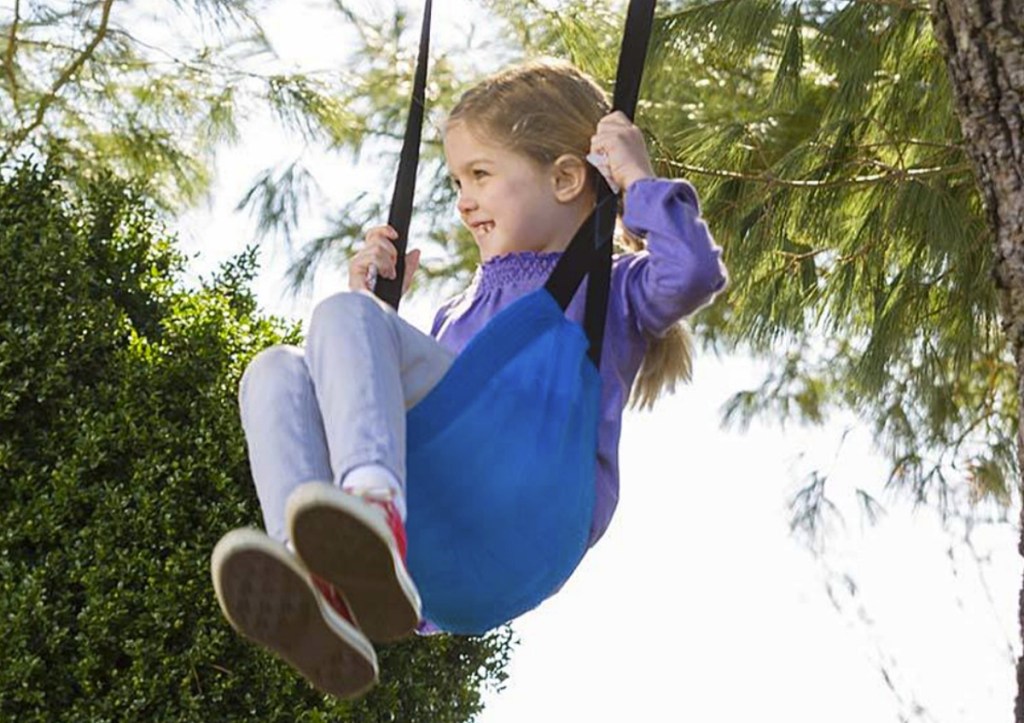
212, 57, 727, 699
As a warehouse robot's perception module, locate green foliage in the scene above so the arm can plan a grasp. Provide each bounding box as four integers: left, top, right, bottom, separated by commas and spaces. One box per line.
0, 1, 379, 208
3, 0, 1011, 523
0, 0, 486, 296
512, 0, 1013, 514
241, 3, 488, 297
0, 160, 512, 721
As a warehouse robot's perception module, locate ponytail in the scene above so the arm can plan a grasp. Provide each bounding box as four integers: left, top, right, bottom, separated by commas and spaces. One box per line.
617, 224, 694, 410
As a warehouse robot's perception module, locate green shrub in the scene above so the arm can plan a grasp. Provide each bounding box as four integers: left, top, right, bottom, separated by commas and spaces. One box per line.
0, 160, 512, 722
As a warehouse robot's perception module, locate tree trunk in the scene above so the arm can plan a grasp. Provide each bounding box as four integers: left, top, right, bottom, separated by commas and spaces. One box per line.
929, 0, 1024, 719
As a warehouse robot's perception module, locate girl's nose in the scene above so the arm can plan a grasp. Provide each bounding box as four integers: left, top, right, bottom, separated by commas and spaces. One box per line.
457, 191, 477, 215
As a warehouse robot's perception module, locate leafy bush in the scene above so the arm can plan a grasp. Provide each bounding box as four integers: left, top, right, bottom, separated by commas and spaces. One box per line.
0, 160, 512, 722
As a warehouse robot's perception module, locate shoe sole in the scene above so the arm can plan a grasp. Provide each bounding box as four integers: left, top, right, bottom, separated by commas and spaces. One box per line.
210, 528, 378, 699
287, 483, 422, 643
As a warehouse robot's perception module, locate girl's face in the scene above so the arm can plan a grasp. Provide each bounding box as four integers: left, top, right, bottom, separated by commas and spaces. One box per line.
444, 121, 586, 260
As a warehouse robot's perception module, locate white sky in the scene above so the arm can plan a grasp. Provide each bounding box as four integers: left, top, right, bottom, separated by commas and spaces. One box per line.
171, 1, 1022, 720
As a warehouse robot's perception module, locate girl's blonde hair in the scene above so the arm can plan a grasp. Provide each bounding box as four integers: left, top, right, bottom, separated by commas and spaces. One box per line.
446, 58, 693, 410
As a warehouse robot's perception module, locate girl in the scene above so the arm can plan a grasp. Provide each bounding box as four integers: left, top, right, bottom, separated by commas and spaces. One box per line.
211, 58, 727, 700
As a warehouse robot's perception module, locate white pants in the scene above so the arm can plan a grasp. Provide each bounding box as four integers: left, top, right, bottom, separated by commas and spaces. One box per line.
238, 291, 454, 543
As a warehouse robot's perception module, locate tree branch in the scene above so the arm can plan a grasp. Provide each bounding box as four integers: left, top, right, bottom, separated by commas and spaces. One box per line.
1, 0, 115, 163
853, 0, 930, 12
4, 0, 19, 107
659, 157, 974, 189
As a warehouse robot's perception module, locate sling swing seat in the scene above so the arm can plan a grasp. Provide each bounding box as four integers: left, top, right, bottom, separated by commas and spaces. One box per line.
374, 0, 657, 635
406, 290, 601, 634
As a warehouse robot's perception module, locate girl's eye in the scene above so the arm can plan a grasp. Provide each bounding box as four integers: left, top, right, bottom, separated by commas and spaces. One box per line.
449, 170, 487, 190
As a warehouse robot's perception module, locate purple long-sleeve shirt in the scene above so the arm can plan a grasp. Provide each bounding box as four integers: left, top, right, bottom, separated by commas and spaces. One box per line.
429, 177, 728, 547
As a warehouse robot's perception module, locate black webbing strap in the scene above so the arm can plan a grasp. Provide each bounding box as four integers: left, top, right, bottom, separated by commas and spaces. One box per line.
376, 0, 657, 352
374, 0, 433, 310
545, 0, 657, 368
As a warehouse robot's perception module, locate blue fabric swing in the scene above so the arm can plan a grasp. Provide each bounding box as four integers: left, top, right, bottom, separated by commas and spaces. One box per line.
375, 0, 657, 635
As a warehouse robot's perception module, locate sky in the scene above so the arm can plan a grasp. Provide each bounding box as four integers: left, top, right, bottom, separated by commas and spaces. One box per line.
170, 1, 1022, 720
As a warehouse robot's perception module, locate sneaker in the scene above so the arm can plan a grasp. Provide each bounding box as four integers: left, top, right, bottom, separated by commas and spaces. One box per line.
210, 527, 378, 699
286, 482, 422, 643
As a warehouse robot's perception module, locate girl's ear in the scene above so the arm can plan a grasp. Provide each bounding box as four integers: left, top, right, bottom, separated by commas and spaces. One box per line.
550, 154, 591, 203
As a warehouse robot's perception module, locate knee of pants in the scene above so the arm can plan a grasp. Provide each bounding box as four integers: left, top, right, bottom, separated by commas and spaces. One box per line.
307, 291, 389, 346
238, 344, 307, 410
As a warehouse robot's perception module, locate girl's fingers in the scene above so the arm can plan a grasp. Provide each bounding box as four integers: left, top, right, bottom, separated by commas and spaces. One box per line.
596, 110, 631, 129
593, 112, 644, 145
368, 247, 397, 279
361, 233, 399, 274
591, 128, 643, 152
349, 244, 398, 292
363, 228, 400, 270
402, 249, 421, 295
590, 114, 653, 191
366, 225, 399, 244
365, 236, 398, 263
349, 225, 412, 292
349, 259, 370, 291
586, 152, 620, 193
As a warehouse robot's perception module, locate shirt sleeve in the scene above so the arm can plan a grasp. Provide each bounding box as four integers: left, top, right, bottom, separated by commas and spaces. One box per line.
618, 177, 728, 337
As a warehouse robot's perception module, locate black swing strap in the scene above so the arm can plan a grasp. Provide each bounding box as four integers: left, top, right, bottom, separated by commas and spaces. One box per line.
374, 0, 433, 310
544, 0, 657, 368
376, 0, 657, 342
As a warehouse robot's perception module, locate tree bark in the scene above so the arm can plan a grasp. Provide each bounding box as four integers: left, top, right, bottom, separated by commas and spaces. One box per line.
929, 0, 1024, 720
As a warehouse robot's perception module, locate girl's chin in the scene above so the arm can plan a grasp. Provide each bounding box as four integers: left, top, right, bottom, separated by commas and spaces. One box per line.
477, 239, 510, 261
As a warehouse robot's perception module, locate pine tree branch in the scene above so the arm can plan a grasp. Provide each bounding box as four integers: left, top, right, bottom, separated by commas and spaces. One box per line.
660, 157, 973, 188
110, 31, 259, 84
4, 0, 19, 107
1, 0, 115, 164
779, 247, 827, 263
17, 33, 332, 87
853, 0, 929, 12
855, 138, 964, 153
329, 0, 373, 49
966, 534, 1018, 660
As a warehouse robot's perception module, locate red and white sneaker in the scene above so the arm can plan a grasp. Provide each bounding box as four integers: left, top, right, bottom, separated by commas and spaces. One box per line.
210, 528, 378, 699
286, 482, 422, 643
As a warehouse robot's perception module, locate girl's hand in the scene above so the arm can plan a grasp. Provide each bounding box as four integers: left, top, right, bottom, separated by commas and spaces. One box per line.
589, 111, 655, 192
348, 225, 421, 295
